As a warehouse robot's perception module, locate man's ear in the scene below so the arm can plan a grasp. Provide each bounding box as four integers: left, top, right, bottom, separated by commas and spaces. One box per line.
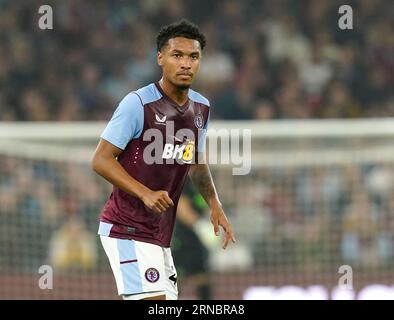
157, 51, 163, 66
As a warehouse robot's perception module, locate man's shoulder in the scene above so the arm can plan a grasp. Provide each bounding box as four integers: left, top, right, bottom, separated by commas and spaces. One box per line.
188, 88, 210, 107
132, 83, 162, 106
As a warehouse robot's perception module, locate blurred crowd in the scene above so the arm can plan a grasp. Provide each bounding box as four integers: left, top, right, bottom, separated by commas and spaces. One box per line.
0, 0, 392, 122
0, 156, 109, 272
294, 165, 392, 270
218, 161, 394, 273
1, 153, 394, 275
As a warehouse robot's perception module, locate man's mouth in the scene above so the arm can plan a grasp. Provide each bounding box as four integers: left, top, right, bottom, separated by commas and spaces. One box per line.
177, 72, 193, 77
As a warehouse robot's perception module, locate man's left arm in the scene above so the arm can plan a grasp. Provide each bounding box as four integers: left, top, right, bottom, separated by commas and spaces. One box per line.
188, 162, 236, 249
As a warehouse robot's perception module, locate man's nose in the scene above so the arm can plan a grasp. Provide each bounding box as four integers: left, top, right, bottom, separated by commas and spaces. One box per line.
180, 57, 191, 69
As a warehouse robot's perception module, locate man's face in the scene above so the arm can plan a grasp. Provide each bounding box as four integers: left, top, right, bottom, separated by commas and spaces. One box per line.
157, 37, 202, 89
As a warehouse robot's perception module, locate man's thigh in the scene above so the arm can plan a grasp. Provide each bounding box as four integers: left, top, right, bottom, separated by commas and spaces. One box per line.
100, 236, 166, 297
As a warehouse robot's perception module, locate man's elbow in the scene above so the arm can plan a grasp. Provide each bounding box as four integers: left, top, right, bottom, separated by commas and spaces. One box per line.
91, 153, 102, 174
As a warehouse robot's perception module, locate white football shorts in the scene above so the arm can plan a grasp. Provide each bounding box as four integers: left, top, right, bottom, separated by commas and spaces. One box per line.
100, 235, 178, 300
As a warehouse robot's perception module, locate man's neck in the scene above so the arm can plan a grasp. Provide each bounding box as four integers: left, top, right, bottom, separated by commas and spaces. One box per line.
159, 78, 189, 106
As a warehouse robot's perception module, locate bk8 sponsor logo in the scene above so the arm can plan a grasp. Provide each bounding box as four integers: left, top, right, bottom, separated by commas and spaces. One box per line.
162, 140, 195, 164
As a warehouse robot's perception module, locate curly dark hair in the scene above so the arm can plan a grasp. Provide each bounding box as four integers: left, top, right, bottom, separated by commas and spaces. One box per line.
156, 19, 206, 52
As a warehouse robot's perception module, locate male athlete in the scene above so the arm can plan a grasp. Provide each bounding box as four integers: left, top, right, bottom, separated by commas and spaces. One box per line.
92, 19, 236, 300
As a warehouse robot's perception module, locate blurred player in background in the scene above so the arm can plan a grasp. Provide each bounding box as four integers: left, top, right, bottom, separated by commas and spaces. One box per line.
92, 19, 235, 300
173, 181, 213, 300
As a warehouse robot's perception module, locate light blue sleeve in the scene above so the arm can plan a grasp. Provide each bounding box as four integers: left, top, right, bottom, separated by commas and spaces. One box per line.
198, 111, 210, 153
100, 92, 144, 150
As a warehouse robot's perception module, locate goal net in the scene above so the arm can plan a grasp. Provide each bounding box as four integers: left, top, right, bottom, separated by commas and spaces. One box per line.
1, 119, 394, 299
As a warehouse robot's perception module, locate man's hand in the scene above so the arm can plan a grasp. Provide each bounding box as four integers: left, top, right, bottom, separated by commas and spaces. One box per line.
210, 202, 236, 249
141, 190, 174, 214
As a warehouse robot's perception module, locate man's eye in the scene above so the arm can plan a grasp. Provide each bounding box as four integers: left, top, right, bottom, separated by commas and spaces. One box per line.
174, 53, 181, 58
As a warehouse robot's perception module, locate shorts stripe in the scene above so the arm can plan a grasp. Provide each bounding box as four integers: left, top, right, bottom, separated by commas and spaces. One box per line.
98, 221, 113, 236
120, 259, 138, 264
117, 239, 143, 294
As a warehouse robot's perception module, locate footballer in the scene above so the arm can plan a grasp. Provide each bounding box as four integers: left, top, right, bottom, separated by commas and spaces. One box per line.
92, 19, 235, 300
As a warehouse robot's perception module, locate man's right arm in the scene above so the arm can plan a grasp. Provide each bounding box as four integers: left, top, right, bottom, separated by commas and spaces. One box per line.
92, 92, 173, 214
91, 139, 173, 214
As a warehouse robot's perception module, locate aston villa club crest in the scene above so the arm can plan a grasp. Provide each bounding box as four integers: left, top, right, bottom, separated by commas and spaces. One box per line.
194, 114, 203, 129
145, 268, 160, 283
